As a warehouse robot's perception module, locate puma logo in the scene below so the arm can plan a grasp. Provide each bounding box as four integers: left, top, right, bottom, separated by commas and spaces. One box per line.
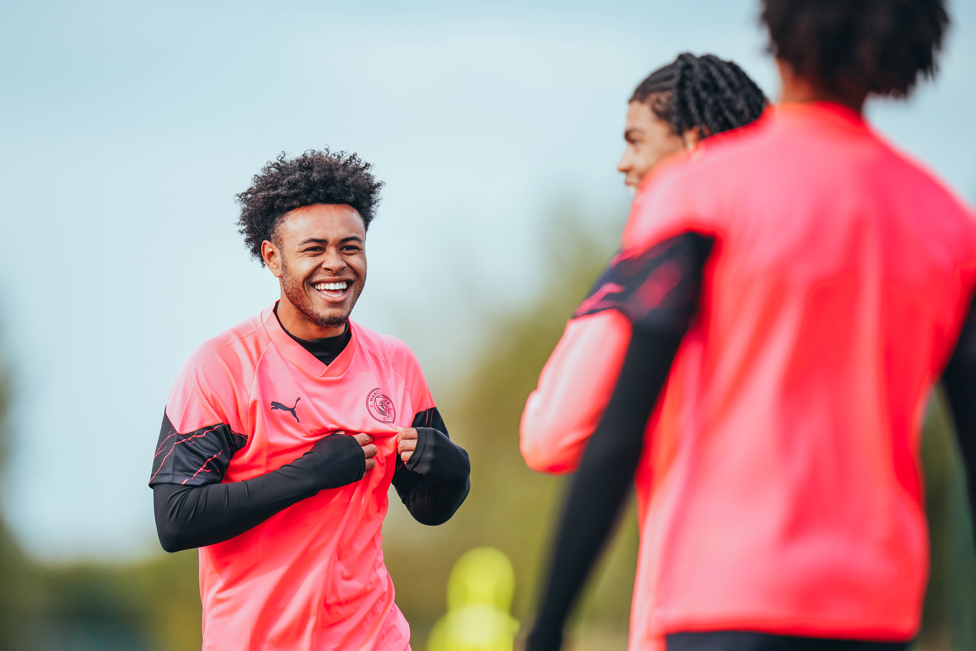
271, 397, 301, 423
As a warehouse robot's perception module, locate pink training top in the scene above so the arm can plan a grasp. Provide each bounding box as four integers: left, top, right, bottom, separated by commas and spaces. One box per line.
160, 305, 436, 651
521, 103, 976, 648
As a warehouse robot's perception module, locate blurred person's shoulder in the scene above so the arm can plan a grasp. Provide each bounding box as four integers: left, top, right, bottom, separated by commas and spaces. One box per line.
625, 105, 976, 256
869, 127, 976, 237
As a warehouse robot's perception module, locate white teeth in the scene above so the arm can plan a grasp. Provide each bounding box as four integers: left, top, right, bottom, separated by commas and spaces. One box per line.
314, 282, 348, 291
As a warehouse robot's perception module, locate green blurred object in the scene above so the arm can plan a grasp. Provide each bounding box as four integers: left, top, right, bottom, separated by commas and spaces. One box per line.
447, 547, 516, 613
427, 547, 519, 651
918, 390, 976, 651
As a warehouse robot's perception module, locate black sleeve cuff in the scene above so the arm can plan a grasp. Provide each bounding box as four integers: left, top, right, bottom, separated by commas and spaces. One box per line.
404, 427, 470, 486
285, 432, 366, 491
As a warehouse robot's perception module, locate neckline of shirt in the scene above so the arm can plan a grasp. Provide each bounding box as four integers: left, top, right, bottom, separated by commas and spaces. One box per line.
273, 304, 351, 366
774, 100, 868, 130
262, 302, 358, 378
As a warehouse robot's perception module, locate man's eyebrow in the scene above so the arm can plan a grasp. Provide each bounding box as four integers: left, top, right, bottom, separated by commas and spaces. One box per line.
624, 127, 644, 140
296, 236, 365, 246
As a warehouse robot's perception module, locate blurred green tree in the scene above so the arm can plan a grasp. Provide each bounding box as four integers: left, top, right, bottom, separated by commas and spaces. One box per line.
32, 551, 200, 651
383, 204, 640, 649
0, 324, 201, 651
0, 354, 41, 649
919, 392, 976, 651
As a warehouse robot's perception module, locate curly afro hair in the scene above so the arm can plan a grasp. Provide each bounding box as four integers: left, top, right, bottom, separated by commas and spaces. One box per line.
237, 149, 383, 264
631, 53, 767, 140
761, 0, 949, 99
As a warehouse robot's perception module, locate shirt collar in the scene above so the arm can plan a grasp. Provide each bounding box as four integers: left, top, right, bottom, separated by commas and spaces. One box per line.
261, 302, 358, 378
773, 100, 868, 130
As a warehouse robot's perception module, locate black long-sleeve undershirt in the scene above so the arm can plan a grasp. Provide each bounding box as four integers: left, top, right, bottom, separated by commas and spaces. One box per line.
527, 230, 712, 651
152, 321, 470, 552
154, 432, 365, 552
392, 426, 471, 526
153, 425, 470, 552
527, 331, 682, 651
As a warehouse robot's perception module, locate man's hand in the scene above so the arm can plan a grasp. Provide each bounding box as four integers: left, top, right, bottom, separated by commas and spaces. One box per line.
397, 428, 418, 464
338, 431, 377, 471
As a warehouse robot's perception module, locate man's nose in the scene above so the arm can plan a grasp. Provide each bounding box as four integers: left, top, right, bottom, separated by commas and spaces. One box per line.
321, 249, 346, 272
617, 151, 631, 173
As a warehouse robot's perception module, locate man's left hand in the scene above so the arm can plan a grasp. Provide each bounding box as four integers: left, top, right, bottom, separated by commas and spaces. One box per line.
396, 428, 418, 463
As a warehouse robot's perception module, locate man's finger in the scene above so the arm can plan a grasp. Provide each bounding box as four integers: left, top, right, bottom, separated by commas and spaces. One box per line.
396, 427, 418, 442
397, 439, 417, 454
352, 433, 372, 446
362, 444, 378, 459
365, 458, 376, 471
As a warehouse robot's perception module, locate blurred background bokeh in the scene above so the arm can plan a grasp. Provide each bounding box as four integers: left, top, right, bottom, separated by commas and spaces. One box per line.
0, 1, 974, 649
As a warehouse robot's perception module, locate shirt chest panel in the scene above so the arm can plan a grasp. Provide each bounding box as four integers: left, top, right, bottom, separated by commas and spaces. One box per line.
226, 346, 415, 480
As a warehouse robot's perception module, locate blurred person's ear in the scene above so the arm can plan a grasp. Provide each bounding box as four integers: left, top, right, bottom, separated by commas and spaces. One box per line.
682, 128, 703, 151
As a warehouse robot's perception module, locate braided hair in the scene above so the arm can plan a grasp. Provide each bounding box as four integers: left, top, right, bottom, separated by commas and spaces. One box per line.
631, 53, 767, 140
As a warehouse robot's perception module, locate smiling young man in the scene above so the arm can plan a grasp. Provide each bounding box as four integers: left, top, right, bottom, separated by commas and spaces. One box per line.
149, 150, 470, 651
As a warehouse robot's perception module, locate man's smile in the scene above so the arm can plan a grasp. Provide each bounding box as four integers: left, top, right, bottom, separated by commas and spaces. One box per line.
312, 279, 353, 300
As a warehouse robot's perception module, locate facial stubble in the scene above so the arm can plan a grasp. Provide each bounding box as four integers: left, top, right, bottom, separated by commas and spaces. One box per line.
280, 257, 364, 331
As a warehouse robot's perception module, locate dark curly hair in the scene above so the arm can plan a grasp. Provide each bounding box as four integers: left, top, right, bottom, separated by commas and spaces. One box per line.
761, 0, 949, 99
237, 149, 383, 264
631, 53, 767, 140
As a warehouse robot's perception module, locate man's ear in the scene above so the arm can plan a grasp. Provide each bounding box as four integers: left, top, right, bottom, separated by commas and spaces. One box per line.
262, 240, 284, 278
682, 128, 701, 151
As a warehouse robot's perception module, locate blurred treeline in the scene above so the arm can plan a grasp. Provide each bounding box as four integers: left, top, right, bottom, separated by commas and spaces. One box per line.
1, 208, 975, 650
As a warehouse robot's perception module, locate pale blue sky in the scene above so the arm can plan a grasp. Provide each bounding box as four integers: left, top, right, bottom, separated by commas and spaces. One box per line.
1, 0, 973, 560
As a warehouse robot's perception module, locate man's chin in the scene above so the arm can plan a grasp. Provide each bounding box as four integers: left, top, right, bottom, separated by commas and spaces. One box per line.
316, 315, 349, 329
297, 299, 351, 330
305, 305, 349, 329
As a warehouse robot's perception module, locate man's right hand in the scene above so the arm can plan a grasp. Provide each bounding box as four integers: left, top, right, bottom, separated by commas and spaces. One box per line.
298, 431, 375, 489
349, 432, 378, 471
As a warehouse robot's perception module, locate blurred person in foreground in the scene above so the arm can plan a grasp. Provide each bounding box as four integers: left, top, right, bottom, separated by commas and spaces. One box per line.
521, 1, 976, 650
149, 150, 470, 650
